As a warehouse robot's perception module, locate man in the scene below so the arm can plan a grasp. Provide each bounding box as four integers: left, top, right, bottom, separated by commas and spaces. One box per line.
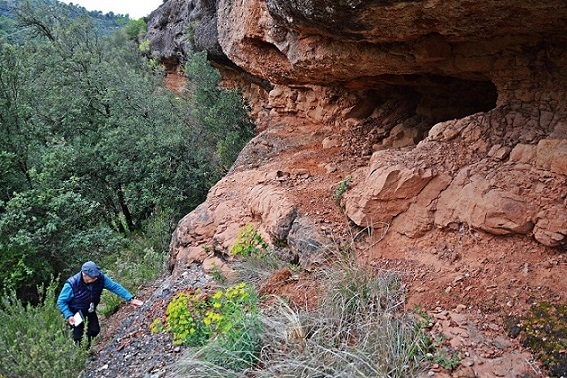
57, 261, 144, 345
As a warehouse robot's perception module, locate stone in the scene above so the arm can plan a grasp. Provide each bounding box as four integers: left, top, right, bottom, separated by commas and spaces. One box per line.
248, 185, 298, 240
509, 144, 536, 164
533, 206, 567, 248
287, 216, 333, 269
344, 165, 434, 226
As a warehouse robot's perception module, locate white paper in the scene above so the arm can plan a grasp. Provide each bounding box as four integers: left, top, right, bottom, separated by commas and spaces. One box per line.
73, 312, 83, 326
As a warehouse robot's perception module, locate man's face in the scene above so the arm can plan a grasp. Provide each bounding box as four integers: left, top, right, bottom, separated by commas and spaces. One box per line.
82, 272, 98, 284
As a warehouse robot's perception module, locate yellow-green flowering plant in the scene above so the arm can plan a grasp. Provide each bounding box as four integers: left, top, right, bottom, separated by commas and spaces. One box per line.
230, 224, 268, 257
152, 283, 260, 349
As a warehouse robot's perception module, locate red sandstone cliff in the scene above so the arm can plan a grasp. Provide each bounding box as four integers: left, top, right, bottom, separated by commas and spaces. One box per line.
146, 1, 566, 373
147, 0, 565, 268
134, 0, 567, 377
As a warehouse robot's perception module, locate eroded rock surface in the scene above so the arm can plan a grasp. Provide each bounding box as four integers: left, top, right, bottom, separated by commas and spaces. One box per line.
142, 1, 566, 375
145, 0, 567, 281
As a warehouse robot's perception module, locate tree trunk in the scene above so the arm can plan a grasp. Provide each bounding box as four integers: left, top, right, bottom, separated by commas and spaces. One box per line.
116, 186, 135, 232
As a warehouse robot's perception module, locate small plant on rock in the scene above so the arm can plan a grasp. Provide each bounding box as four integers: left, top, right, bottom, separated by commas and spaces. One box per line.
333, 176, 352, 206
431, 348, 461, 371
230, 223, 268, 257
209, 261, 226, 283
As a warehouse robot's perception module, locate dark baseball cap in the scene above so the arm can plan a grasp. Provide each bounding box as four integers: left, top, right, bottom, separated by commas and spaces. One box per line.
81, 261, 102, 278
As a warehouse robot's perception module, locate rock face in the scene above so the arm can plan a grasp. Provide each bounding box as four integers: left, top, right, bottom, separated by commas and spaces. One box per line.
147, 0, 567, 275
146, 0, 227, 66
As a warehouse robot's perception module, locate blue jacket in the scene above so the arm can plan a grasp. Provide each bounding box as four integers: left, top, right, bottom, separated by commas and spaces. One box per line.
57, 272, 134, 319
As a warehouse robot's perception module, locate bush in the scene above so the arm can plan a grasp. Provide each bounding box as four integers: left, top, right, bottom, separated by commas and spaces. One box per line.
0, 280, 88, 378
230, 224, 268, 257
158, 283, 262, 373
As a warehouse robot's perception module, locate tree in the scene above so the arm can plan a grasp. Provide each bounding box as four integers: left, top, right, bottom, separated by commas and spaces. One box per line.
185, 51, 255, 171
0, 43, 38, 202
0, 0, 255, 294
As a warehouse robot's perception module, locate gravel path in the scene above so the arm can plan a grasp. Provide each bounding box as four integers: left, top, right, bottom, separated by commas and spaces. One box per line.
82, 265, 211, 378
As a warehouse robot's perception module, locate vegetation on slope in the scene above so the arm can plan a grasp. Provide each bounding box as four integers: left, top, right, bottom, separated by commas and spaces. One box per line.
0, 4, 255, 375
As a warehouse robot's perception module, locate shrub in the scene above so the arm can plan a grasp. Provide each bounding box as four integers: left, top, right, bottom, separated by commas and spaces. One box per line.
157, 283, 262, 370
99, 241, 166, 317
0, 280, 88, 378
230, 224, 268, 257
164, 290, 208, 346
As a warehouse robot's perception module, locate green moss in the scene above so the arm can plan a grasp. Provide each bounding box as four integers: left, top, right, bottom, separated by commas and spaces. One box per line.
507, 302, 567, 377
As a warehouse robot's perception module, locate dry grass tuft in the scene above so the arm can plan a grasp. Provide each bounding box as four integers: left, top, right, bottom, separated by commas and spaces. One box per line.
174, 257, 428, 377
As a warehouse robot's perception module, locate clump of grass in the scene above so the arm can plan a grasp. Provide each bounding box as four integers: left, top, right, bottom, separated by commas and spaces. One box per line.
254, 263, 427, 378
231, 248, 289, 286
173, 259, 429, 377
229, 224, 288, 285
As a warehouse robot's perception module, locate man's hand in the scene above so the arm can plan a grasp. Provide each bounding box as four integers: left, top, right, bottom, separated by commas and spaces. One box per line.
67, 316, 75, 326
129, 298, 144, 306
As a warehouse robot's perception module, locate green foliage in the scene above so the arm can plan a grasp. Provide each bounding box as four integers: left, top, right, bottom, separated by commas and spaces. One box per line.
0, 0, 252, 295
0, 279, 88, 377
166, 291, 207, 346
150, 317, 166, 334
175, 264, 428, 377
98, 238, 166, 316
185, 22, 197, 44
209, 261, 227, 283
160, 283, 262, 370
230, 224, 269, 257
0, 243, 43, 294
262, 266, 427, 377
231, 249, 289, 287
139, 38, 150, 53
416, 306, 462, 373
142, 207, 180, 253
185, 51, 255, 170
0, 179, 124, 292
1, 0, 129, 44
123, 18, 147, 41
229, 225, 290, 285
429, 349, 461, 371
333, 176, 352, 205
196, 307, 263, 372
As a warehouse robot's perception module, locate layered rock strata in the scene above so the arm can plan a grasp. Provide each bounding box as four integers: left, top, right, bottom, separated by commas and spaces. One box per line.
147, 0, 567, 274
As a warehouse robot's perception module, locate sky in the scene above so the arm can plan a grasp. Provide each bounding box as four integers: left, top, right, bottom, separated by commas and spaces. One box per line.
59, 0, 164, 19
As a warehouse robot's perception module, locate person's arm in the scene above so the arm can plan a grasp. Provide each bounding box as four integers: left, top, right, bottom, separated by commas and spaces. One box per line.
103, 276, 143, 306
56, 283, 75, 323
